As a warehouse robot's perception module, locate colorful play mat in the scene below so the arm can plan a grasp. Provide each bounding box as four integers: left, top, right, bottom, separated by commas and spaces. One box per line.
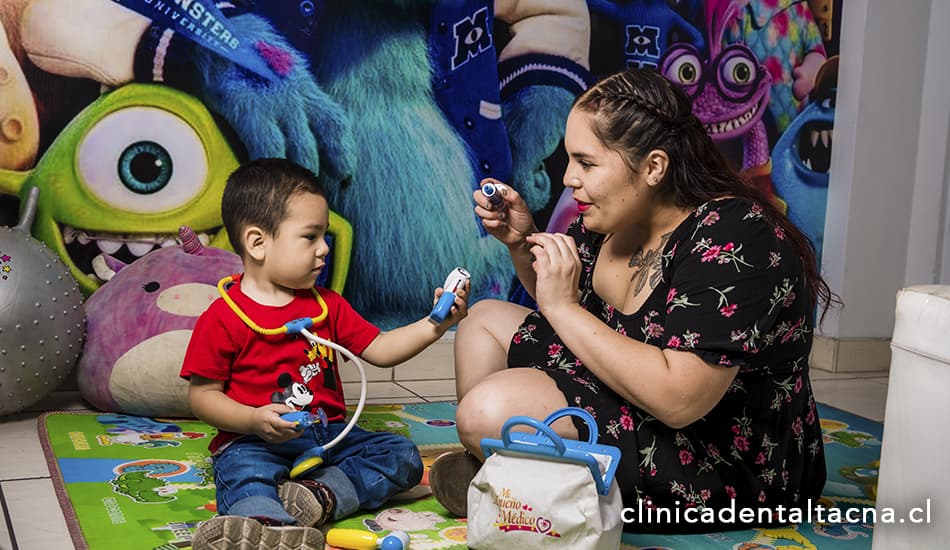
40, 402, 881, 549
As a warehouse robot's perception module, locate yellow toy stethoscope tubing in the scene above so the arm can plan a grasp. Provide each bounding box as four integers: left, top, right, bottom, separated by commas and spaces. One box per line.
217, 275, 368, 475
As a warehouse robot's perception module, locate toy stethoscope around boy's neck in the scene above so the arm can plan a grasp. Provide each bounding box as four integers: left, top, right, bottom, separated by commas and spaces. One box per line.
216, 275, 368, 479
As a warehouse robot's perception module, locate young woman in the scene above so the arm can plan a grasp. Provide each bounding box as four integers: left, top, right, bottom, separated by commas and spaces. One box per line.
430, 67, 835, 533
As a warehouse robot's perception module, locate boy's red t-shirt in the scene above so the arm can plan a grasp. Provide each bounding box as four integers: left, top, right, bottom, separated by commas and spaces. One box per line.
180, 274, 381, 453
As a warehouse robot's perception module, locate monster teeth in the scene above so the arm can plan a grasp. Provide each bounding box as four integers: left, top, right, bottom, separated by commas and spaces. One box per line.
96, 239, 123, 254
63, 226, 77, 244
161, 238, 177, 248
91, 254, 117, 282
127, 242, 156, 257
821, 130, 831, 148
811, 130, 820, 148
76, 231, 92, 245
198, 233, 210, 246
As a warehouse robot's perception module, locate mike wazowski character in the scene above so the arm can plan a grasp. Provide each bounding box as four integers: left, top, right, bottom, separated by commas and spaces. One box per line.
0, 83, 352, 297
21, 0, 591, 328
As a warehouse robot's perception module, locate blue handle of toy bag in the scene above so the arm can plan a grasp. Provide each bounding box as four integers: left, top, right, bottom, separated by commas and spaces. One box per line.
490, 407, 618, 495
500, 406, 599, 451
501, 415, 567, 454
541, 407, 600, 445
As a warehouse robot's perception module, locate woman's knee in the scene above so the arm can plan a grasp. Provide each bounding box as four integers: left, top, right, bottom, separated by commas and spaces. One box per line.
455, 385, 511, 452
457, 299, 504, 336
455, 369, 575, 452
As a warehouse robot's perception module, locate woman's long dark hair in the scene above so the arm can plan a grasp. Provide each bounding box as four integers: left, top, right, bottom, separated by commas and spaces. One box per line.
573, 67, 838, 318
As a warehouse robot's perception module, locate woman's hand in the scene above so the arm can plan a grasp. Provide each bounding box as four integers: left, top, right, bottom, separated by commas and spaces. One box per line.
473, 178, 538, 247
526, 232, 581, 315
250, 403, 302, 443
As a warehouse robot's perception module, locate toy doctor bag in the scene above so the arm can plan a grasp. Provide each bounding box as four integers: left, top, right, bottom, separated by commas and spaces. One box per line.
467, 407, 623, 550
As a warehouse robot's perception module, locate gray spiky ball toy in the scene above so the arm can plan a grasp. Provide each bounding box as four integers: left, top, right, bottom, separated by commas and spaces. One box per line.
0, 187, 85, 416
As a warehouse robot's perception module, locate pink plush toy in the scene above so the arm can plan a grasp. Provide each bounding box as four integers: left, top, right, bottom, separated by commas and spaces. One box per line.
78, 226, 242, 417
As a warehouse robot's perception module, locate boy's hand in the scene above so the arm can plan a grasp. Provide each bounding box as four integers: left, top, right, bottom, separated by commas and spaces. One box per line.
432, 279, 470, 331
251, 403, 303, 443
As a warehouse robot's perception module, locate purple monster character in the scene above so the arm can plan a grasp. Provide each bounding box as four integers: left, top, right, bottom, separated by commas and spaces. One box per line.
659, 0, 777, 201
78, 226, 243, 417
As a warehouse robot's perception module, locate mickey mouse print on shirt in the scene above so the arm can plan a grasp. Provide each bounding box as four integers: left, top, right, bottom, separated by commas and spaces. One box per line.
270, 337, 339, 411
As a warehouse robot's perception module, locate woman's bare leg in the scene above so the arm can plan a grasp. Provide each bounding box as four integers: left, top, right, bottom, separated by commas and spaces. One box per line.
453, 299, 531, 400
455, 368, 578, 456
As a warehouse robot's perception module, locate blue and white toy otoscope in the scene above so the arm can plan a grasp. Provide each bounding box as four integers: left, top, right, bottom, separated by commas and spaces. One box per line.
480, 180, 506, 209
428, 267, 470, 324
217, 276, 369, 479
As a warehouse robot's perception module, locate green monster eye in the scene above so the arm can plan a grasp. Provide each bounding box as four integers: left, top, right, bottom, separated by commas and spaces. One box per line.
117, 141, 173, 195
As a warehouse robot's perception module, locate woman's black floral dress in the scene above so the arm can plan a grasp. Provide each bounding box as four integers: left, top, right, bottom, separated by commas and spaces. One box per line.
508, 197, 825, 533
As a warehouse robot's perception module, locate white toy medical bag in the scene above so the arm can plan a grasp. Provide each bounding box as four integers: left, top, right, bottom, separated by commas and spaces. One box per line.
467, 407, 623, 549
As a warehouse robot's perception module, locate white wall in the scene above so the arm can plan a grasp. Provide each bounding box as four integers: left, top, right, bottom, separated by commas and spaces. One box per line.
906, 0, 950, 286
820, 0, 948, 340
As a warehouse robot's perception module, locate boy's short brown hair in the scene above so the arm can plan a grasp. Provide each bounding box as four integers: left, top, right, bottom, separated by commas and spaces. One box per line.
221, 158, 325, 257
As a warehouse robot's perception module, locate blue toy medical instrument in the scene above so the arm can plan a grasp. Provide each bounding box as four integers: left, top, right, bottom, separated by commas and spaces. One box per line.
480, 181, 505, 209
217, 275, 369, 478
479, 407, 621, 496
428, 267, 470, 324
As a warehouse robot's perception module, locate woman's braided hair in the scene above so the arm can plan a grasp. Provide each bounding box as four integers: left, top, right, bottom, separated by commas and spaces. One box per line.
573, 67, 838, 319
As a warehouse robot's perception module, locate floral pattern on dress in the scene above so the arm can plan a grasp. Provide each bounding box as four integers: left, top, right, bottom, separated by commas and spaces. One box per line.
507, 197, 826, 533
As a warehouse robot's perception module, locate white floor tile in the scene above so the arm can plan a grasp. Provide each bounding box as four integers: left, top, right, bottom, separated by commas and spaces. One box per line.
342, 381, 418, 404
812, 377, 888, 422
2, 478, 73, 550
0, 412, 52, 481
393, 338, 455, 381
25, 390, 93, 413
809, 369, 888, 381
339, 362, 393, 383
362, 397, 426, 405
397, 379, 458, 401
0, 488, 12, 550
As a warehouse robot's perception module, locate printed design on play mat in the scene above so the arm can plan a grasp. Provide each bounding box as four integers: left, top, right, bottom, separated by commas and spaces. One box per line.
65, 415, 216, 506
820, 418, 880, 449
332, 499, 468, 550
838, 461, 879, 501
41, 404, 464, 550
96, 414, 208, 449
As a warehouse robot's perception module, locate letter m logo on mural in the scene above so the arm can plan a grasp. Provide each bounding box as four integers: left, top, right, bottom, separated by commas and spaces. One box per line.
112, 0, 279, 81
451, 6, 492, 70
626, 25, 661, 60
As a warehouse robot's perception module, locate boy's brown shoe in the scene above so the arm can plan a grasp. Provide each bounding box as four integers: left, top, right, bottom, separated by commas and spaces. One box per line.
191, 515, 324, 549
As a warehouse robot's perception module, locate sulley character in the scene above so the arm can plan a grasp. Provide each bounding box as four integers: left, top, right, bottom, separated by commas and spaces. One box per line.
22, 0, 592, 328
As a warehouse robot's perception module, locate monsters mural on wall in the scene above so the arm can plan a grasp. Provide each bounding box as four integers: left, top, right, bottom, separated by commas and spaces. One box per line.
2, 0, 840, 416
16, 0, 591, 329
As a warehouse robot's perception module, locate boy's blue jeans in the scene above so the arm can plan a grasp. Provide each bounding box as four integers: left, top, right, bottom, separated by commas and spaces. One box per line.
212, 422, 423, 525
